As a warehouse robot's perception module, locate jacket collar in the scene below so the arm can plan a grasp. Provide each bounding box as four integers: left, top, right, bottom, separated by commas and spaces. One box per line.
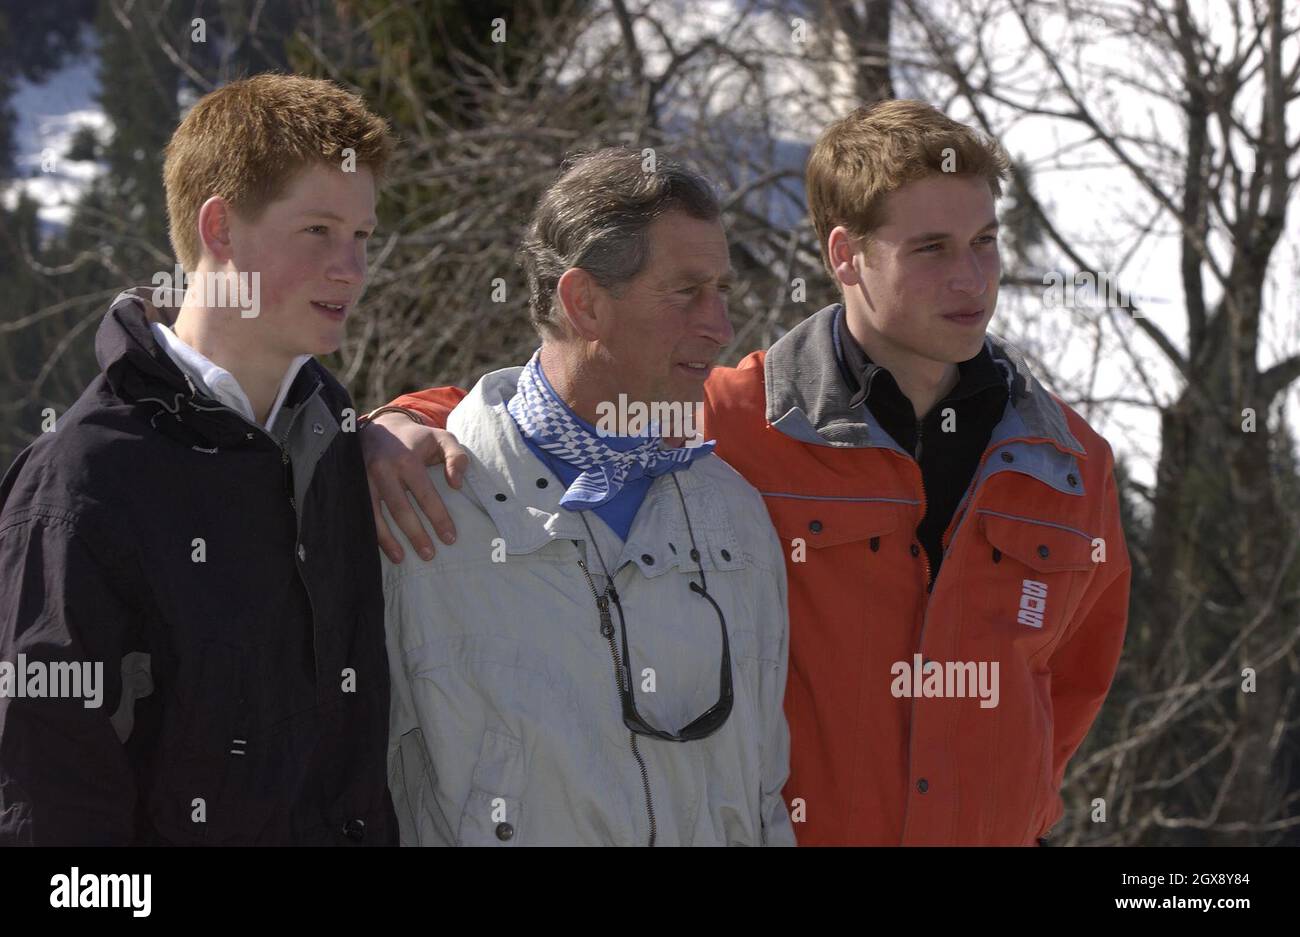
150, 319, 311, 431
835, 305, 1007, 414
764, 303, 1083, 456
448, 367, 746, 578
97, 287, 327, 450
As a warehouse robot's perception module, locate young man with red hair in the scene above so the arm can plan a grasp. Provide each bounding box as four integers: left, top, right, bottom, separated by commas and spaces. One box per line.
0, 74, 397, 845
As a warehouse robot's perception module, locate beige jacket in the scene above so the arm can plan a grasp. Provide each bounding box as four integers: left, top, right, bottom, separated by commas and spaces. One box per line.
383, 367, 795, 846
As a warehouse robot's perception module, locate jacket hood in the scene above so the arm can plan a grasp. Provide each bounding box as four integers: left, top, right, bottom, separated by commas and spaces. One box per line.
97, 288, 190, 400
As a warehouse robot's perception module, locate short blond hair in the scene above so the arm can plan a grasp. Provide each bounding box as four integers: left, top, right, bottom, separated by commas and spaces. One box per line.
806, 99, 1010, 271
163, 73, 395, 270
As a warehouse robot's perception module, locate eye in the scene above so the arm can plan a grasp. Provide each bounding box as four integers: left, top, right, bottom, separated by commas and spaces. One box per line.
355, 230, 373, 241
718, 283, 734, 294
305, 225, 328, 235
915, 242, 942, 253
974, 234, 998, 246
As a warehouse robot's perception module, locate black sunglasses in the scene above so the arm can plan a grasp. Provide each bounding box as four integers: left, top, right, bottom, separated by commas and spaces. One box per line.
575, 474, 734, 742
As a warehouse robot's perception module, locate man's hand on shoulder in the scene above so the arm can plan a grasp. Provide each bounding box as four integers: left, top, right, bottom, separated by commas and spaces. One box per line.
361, 411, 468, 563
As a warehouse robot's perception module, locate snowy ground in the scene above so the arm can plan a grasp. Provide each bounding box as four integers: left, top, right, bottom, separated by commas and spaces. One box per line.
4, 31, 107, 234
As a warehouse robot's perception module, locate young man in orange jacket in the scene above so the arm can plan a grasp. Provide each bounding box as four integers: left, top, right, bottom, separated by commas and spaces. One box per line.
361, 100, 1131, 845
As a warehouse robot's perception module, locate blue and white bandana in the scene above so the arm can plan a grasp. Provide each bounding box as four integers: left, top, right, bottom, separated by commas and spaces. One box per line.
506, 351, 716, 510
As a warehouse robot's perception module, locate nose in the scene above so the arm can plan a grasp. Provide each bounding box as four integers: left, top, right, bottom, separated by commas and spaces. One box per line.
327, 238, 367, 286
949, 246, 991, 298
697, 286, 735, 347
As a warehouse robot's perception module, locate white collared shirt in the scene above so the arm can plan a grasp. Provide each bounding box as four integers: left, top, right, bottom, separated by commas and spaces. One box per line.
150, 322, 312, 431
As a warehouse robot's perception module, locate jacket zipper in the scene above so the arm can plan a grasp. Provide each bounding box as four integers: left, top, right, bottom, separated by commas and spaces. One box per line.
942, 444, 1008, 556
178, 374, 245, 827
910, 417, 933, 591
900, 429, 932, 844
578, 558, 658, 847
280, 381, 324, 690
272, 381, 320, 516
176, 373, 329, 826
192, 376, 326, 686
901, 440, 1010, 842
281, 441, 296, 513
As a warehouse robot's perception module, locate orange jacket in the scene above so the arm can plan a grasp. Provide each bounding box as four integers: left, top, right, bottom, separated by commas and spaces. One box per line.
389, 305, 1131, 845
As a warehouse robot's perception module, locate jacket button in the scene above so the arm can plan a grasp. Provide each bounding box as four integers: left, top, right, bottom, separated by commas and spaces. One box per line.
809, 520, 823, 533
869, 536, 880, 552
909, 544, 920, 557
312, 422, 324, 435
689, 548, 700, 562
1037, 544, 1050, 558
642, 554, 655, 565
536, 478, 548, 488
495, 822, 514, 841
342, 818, 365, 841
495, 493, 507, 502
1066, 473, 1078, 487
992, 548, 1002, 563
1001, 451, 1014, 463
297, 543, 306, 562
917, 779, 929, 793
720, 549, 731, 561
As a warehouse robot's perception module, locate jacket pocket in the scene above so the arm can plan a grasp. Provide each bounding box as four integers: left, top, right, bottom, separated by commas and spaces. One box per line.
971, 510, 1098, 654
457, 728, 527, 846
1020, 670, 1058, 844
150, 641, 238, 843
393, 726, 452, 845
763, 494, 903, 554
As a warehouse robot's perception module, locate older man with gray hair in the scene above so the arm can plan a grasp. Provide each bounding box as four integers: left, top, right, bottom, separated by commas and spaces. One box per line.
381, 148, 794, 846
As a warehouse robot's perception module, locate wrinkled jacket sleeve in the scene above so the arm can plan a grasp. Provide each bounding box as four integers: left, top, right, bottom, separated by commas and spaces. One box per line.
387, 387, 467, 430
0, 509, 138, 845
384, 604, 421, 847
1036, 454, 1131, 839
758, 519, 797, 846
383, 560, 456, 846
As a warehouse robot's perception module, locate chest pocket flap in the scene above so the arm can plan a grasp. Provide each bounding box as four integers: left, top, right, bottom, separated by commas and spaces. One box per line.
978, 510, 1096, 573
763, 495, 902, 550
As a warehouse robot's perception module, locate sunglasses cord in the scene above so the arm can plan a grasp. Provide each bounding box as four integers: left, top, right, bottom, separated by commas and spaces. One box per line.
668, 472, 708, 595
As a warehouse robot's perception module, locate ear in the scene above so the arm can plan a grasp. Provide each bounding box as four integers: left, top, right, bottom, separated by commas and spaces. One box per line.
555, 267, 604, 342
827, 225, 864, 288
196, 196, 235, 265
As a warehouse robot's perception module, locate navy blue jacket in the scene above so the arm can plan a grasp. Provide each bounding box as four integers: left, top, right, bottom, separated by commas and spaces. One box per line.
0, 289, 395, 845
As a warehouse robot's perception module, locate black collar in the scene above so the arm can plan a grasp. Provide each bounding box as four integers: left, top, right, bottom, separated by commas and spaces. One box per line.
833, 305, 1008, 417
